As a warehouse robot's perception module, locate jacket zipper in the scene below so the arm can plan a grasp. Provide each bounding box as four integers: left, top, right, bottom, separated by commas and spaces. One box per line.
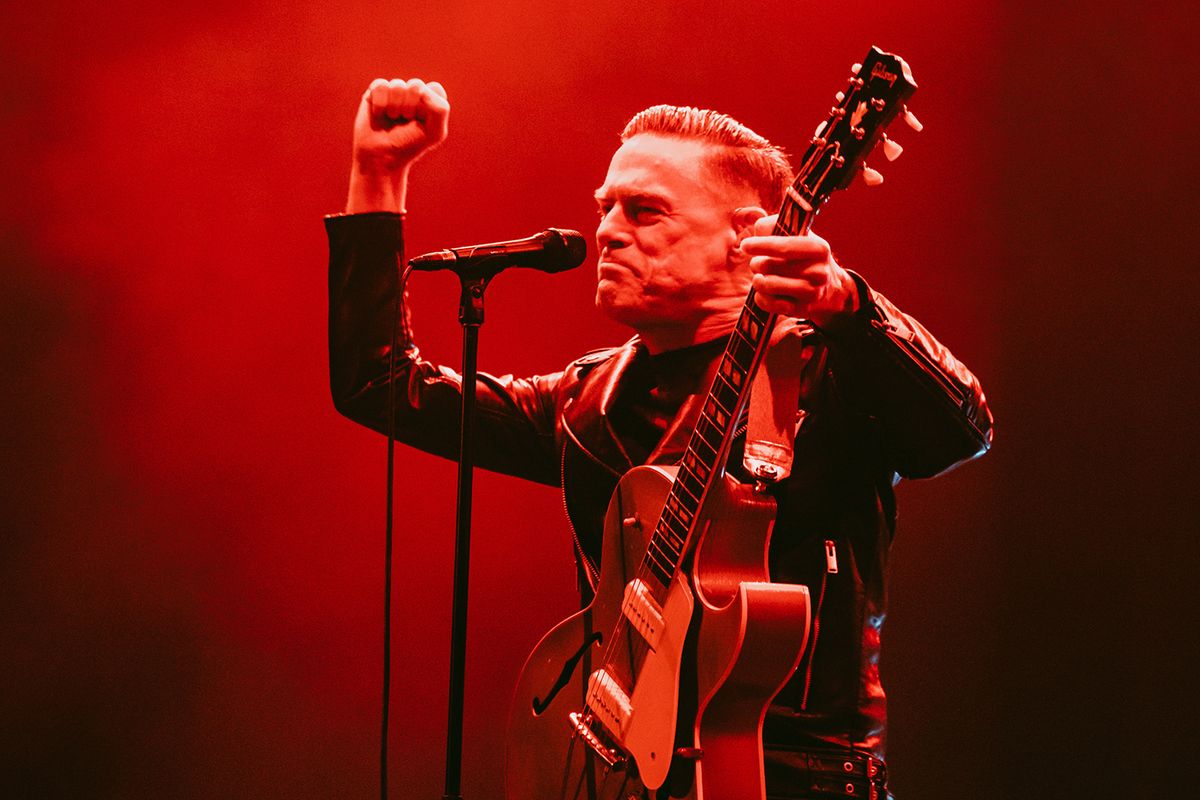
800, 538, 839, 710
867, 320, 988, 446
870, 319, 965, 405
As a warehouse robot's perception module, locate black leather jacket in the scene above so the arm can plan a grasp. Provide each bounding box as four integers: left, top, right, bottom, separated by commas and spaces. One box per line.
327, 212, 992, 762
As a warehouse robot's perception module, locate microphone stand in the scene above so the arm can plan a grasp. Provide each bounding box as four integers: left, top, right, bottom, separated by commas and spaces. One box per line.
441, 267, 491, 800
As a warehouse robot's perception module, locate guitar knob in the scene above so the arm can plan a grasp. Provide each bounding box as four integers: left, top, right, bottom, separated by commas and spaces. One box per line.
861, 165, 884, 186
881, 136, 903, 161
903, 105, 923, 132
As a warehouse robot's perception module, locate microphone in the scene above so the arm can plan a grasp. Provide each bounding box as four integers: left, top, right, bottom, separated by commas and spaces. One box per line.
409, 228, 587, 275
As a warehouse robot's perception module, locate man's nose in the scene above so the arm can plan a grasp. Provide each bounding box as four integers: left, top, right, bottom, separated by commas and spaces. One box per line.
596, 208, 630, 251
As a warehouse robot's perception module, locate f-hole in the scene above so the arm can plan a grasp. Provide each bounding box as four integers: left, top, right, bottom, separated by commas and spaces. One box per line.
531, 632, 603, 715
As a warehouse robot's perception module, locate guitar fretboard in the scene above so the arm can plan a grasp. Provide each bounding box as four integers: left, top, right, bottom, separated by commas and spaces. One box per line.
640, 194, 809, 589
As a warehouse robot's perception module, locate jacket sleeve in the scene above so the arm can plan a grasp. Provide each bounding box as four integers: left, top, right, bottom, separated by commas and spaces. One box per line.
326, 212, 562, 487
817, 272, 994, 479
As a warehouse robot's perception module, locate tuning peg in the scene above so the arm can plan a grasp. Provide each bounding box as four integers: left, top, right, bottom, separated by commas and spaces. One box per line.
851, 63, 862, 75
861, 165, 884, 186
903, 105, 923, 132
814, 120, 827, 138
835, 91, 845, 102
881, 135, 903, 161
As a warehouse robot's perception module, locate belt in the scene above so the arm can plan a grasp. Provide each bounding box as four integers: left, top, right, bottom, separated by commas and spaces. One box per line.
764, 747, 889, 800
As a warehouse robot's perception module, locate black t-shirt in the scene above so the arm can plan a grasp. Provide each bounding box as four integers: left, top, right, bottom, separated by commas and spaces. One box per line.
607, 337, 726, 467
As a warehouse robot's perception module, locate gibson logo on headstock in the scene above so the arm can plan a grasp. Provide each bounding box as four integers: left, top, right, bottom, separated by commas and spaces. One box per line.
870, 62, 899, 87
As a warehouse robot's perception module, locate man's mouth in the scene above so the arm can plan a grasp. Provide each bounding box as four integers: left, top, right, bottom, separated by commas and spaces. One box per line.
598, 259, 633, 278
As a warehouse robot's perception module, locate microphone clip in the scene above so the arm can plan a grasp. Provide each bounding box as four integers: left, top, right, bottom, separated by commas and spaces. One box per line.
457, 271, 490, 327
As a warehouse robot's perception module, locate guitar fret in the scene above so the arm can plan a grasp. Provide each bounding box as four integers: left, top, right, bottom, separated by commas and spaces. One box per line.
660, 507, 688, 543
646, 541, 676, 575
677, 469, 705, 506
672, 474, 700, 506
691, 437, 717, 467
661, 539, 683, 562
675, 462, 700, 496
736, 312, 764, 340
702, 400, 729, 430
681, 455, 700, 489
696, 417, 722, 449
646, 560, 672, 585
719, 358, 745, 389
731, 323, 756, 346
646, 537, 673, 566
729, 333, 755, 367
712, 377, 739, 413
748, 304, 771, 327
659, 523, 686, 553
654, 536, 680, 562
667, 492, 694, 525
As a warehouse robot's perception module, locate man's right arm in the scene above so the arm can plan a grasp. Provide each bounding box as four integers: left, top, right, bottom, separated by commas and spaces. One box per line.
327, 79, 562, 487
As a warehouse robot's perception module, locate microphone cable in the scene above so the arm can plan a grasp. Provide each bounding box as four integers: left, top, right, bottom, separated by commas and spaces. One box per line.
381, 261, 414, 800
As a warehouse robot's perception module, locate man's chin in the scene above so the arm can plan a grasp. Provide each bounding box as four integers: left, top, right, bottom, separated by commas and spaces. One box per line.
596, 291, 673, 331
595, 291, 642, 328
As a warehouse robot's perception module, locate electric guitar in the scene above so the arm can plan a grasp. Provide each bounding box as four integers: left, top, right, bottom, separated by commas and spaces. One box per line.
506, 46, 919, 800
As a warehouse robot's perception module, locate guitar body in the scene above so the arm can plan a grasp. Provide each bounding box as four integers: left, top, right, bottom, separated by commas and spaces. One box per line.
505, 465, 810, 800
687, 474, 810, 800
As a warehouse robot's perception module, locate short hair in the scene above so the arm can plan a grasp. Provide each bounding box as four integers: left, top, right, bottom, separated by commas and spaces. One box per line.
621, 104, 793, 211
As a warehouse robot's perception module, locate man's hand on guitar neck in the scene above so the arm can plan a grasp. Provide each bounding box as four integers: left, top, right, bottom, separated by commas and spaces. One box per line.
346, 77, 450, 215
741, 214, 861, 328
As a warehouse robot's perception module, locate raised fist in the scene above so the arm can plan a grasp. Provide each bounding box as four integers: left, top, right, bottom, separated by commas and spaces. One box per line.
346, 78, 449, 213
354, 77, 449, 172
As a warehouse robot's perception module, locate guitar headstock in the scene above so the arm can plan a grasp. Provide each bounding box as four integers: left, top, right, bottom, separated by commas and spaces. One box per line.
782, 46, 918, 230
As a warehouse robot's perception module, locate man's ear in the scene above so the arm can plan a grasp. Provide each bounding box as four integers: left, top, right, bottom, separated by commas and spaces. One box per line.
732, 206, 769, 244
727, 206, 768, 273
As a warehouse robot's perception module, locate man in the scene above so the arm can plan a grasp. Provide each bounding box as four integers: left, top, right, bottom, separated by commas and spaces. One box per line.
328, 78, 992, 799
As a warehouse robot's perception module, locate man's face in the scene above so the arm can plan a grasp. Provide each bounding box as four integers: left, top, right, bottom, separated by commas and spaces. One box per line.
593, 134, 755, 333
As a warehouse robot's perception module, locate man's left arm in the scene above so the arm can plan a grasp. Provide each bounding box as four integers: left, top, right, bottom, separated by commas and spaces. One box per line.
742, 220, 993, 479
814, 276, 993, 478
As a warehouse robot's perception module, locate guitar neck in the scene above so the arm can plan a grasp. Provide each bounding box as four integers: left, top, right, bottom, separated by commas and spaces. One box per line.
641, 196, 813, 589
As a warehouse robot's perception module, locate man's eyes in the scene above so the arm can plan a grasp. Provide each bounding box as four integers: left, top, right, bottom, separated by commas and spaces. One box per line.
631, 205, 662, 221
595, 201, 665, 222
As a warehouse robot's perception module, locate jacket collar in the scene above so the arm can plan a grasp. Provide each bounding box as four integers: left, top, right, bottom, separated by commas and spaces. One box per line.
562, 337, 642, 475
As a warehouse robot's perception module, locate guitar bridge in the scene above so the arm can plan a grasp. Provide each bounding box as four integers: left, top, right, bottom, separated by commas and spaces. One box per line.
568, 711, 625, 768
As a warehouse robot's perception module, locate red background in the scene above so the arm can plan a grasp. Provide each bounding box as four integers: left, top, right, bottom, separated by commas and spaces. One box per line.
2, 2, 1195, 797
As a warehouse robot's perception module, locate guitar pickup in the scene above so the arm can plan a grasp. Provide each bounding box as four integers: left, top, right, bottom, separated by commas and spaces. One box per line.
586, 668, 633, 739
621, 579, 665, 650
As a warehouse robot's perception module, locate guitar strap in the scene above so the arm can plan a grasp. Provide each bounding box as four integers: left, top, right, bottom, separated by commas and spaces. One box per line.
743, 317, 810, 483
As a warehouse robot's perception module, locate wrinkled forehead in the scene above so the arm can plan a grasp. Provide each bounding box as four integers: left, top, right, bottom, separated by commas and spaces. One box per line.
596, 134, 728, 204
